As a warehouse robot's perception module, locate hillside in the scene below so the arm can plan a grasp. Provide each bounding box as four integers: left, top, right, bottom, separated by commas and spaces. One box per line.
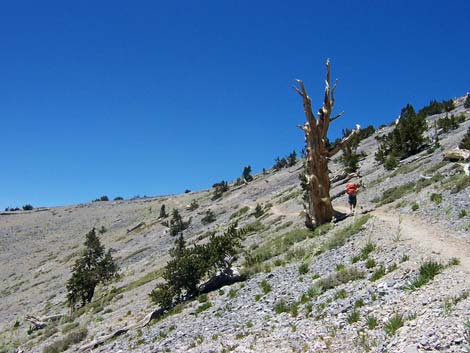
1, 97, 470, 353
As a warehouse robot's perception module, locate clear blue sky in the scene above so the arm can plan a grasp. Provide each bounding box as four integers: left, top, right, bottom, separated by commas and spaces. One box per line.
1, 0, 469, 209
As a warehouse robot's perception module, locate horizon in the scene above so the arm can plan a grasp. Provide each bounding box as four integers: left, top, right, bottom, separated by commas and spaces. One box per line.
1, 1, 470, 209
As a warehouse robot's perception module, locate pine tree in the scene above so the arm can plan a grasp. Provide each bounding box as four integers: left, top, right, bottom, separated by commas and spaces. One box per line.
253, 204, 264, 218
459, 127, 470, 150
375, 104, 427, 162
464, 95, 470, 109
242, 166, 253, 182
66, 228, 118, 309
212, 181, 229, 200
169, 209, 190, 236
287, 151, 297, 166
159, 204, 168, 219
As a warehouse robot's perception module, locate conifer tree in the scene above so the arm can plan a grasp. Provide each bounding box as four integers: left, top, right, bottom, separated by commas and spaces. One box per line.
169, 209, 190, 236
464, 94, 470, 109
66, 228, 118, 309
287, 151, 297, 166
242, 166, 253, 182
159, 204, 168, 219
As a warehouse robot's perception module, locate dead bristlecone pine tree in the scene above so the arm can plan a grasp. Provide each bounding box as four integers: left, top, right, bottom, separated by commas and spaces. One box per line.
295, 59, 360, 228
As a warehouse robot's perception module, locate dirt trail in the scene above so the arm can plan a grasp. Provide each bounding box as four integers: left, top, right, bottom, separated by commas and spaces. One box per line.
372, 208, 470, 272
334, 204, 470, 272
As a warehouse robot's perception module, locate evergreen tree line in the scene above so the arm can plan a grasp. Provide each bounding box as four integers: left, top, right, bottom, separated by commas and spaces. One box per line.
273, 151, 297, 171
375, 104, 428, 167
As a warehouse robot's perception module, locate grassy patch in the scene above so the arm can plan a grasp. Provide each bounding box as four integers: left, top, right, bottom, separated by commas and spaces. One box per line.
274, 221, 293, 232
424, 160, 447, 174
406, 260, 443, 290
441, 173, 470, 194
245, 220, 267, 234
366, 315, 378, 329
370, 264, 386, 282
298, 263, 309, 275
384, 314, 404, 336
195, 302, 212, 315
259, 280, 272, 295
322, 215, 371, 251
347, 309, 360, 324
122, 268, 164, 292
360, 241, 376, 260
230, 206, 250, 220
244, 228, 314, 267
316, 267, 365, 293
42, 328, 87, 353
373, 182, 416, 205
415, 173, 444, 193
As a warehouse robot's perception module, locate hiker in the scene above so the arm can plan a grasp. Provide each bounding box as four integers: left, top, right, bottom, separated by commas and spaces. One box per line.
346, 182, 359, 213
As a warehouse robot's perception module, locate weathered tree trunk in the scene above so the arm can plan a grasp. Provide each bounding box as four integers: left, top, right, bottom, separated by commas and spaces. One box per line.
295, 59, 359, 228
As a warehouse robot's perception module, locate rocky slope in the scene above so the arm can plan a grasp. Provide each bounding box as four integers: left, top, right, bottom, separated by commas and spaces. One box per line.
1, 96, 470, 353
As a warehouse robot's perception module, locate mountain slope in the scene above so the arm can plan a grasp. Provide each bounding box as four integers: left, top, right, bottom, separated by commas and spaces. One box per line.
1, 97, 470, 353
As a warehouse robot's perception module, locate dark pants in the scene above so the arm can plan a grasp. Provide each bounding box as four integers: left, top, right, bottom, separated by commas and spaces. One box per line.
348, 195, 357, 207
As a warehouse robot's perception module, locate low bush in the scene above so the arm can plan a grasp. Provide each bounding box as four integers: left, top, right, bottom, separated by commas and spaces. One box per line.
201, 210, 216, 225
42, 328, 87, 353
430, 193, 443, 204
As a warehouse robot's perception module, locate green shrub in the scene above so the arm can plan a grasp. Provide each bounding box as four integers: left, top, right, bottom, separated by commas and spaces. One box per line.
411, 203, 419, 211
334, 289, 348, 299
384, 156, 399, 170
274, 299, 290, 314
430, 193, 443, 204
460, 127, 470, 149
195, 302, 212, 314
66, 229, 119, 309
360, 241, 376, 260
298, 263, 309, 275
370, 264, 386, 282
259, 280, 272, 295
365, 258, 376, 269
354, 298, 365, 308
335, 264, 346, 272
384, 314, 404, 336
366, 315, 378, 329
253, 204, 264, 218
406, 260, 443, 290
351, 255, 361, 264
459, 210, 467, 218
188, 200, 199, 211
201, 210, 216, 225
347, 309, 360, 324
